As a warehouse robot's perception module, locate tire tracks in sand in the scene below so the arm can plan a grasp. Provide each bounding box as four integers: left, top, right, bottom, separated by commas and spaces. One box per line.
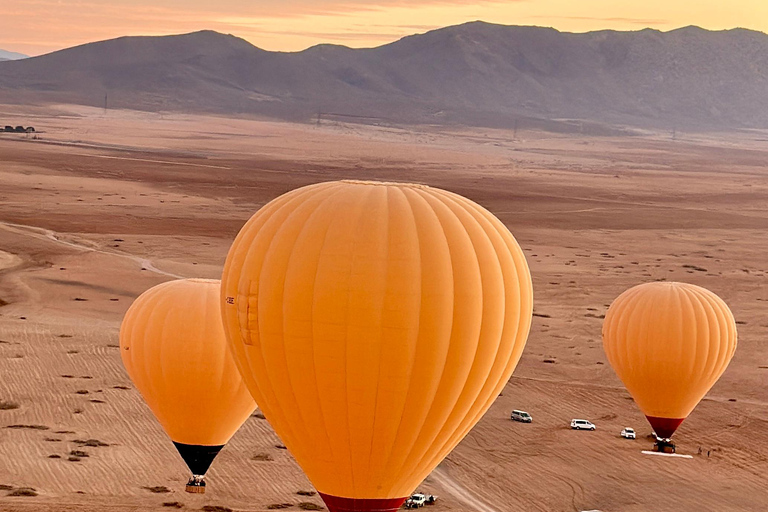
0, 220, 184, 279
431, 467, 503, 512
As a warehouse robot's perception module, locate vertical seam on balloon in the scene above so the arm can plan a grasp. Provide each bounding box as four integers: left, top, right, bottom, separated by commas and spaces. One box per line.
343, 185, 377, 496
443, 197, 522, 456
260, 185, 346, 468
386, 187, 469, 494
609, 286, 652, 414
148, 284, 175, 415
365, 184, 391, 490
401, 189, 503, 485
680, 286, 699, 406
375, 186, 423, 495
672, 285, 686, 401
237, 184, 343, 454
444, 190, 532, 370
237, 185, 331, 346
210, 282, 230, 442
441, 212, 525, 477
692, 288, 724, 392
288, 185, 349, 480
424, 189, 531, 476
378, 187, 442, 496
408, 233, 498, 478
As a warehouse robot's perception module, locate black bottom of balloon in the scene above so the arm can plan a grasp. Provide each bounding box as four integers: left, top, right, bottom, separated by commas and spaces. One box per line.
173, 442, 224, 476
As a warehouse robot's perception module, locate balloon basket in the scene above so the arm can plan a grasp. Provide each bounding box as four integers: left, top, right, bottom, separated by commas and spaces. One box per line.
653, 439, 676, 454
186, 477, 206, 494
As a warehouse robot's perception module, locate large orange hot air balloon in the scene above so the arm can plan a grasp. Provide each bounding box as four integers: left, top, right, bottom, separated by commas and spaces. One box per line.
602, 282, 737, 448
120, 278, 256, 492
220, 180, 533, 512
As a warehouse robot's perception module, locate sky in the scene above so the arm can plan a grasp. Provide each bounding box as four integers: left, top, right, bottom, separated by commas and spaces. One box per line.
2, 0, 768, 57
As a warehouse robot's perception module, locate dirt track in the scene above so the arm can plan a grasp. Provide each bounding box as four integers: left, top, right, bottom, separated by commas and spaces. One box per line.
1, 105, 767, 511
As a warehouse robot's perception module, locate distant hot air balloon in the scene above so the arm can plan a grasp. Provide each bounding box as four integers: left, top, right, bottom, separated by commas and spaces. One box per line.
220, 180, 533, 512
602, 282, 737, 451
120, 278, 256, 493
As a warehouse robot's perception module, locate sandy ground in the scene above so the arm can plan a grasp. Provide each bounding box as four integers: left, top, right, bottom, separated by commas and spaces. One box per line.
0, 104, 767, 512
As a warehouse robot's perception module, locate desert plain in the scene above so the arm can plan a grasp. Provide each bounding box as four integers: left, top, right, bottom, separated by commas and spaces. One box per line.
0, 104, 767, 512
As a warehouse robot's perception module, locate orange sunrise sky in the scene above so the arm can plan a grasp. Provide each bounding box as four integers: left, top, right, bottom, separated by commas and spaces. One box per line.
2, 0, 767, 57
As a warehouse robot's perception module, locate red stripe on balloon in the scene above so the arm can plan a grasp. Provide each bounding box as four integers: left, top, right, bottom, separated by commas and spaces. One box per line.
319, 493, 407, 512
646, 415, 685, 439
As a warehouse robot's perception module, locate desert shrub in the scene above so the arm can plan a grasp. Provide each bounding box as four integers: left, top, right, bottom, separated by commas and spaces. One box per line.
74, 439, 109, 447
298, 503, 324, 510
143, 486, 171, 493
8, 487, 37, 497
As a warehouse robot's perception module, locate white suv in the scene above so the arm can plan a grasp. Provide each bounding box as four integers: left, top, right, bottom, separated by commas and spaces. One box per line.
570, 419, 596, 430
621, 427, 636, 439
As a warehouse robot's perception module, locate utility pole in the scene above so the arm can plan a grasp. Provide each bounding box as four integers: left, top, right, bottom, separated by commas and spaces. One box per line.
104, 93, 108, 115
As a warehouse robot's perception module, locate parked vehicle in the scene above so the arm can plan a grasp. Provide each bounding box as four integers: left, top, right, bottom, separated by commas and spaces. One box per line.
570, 419, 596, 430
404, 493, 437, 508
510, 409, 532, 423
620, 427, 636, 439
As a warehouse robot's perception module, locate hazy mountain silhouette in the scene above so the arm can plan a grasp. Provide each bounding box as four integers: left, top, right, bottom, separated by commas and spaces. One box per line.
2, 22, 768, 130
0, 49, 28, 61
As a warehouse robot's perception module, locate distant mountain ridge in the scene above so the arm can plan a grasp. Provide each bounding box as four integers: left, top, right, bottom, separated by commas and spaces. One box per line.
1, 23, 768, 130
0, 49, 28, 61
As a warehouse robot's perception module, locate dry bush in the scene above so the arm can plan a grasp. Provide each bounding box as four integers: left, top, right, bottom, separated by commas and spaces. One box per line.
0, 400, 19, 410
8, 487, 37, 497
298, 503, 324, 510
143, 486, 171, 493
74, 439, 109, 447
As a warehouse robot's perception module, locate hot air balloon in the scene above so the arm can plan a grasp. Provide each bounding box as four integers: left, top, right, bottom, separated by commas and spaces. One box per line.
220, 180, 533, 512
602, 282, 737, 452
120, 278, 256, 492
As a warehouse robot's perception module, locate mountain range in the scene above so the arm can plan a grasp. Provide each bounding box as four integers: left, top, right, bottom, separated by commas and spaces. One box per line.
0, 49, 28, 61
1, 22, 768, 130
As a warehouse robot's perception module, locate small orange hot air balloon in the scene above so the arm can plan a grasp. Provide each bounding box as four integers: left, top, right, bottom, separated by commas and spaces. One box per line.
603, 282, 737, 450
220, 180, 533, 512
120, 278, 256, 492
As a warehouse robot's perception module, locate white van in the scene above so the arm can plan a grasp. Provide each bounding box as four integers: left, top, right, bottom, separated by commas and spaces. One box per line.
511, 410, 532, 423
570, 419, 596, 430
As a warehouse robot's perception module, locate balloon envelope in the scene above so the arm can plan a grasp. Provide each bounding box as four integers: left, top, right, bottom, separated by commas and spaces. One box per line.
602, 282, 737, 438
120, 278, 256, 482
221, 180, 533, 512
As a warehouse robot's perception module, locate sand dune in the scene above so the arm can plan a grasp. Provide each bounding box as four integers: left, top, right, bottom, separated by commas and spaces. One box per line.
1, 105, 767, 511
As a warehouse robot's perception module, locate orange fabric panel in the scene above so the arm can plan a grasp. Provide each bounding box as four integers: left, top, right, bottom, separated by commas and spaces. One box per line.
220, 180, 533, 499
120, 278, 256, 446
602, 282, 737, 420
